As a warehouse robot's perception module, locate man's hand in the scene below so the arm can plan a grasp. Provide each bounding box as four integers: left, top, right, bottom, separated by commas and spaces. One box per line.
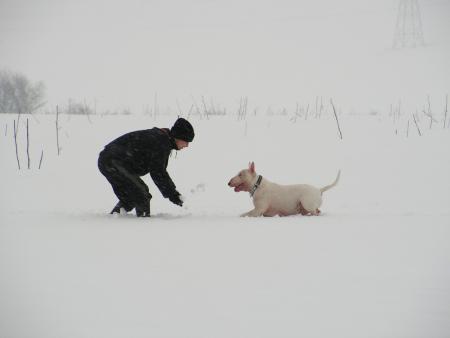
169, 194, 183, 207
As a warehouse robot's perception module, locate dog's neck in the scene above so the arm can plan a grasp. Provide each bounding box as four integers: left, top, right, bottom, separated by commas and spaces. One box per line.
249, 175, 263, 197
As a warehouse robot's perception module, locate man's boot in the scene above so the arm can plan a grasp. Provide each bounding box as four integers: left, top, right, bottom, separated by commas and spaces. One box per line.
136, 201, 150, 217
110, 201, 132, 215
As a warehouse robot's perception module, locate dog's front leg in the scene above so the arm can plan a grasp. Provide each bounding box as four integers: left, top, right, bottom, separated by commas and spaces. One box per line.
240, 210, 252, 217
240, 207, 266, 217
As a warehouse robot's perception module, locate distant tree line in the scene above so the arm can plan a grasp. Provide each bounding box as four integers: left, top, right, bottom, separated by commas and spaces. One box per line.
65, 99, 93, 115
0, 69, 46, 114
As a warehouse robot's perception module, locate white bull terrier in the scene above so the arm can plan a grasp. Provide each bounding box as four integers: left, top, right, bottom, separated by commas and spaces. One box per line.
228, 162, 340, 217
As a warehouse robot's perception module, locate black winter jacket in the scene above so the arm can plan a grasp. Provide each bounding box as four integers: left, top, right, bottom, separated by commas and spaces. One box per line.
103, 127, 179, 199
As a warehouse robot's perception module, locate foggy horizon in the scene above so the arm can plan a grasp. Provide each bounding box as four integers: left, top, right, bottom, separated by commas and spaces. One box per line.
1, 0, 449, 112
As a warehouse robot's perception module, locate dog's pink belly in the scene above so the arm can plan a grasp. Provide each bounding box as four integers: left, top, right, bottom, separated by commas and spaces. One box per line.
264, 207, 298, 217
263, 210, 278, 217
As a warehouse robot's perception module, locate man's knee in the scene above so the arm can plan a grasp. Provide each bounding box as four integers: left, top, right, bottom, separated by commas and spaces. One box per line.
98, 151, 117, 176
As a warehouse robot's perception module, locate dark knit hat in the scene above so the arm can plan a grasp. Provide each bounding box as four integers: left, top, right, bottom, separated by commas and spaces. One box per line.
170, 118, 195, 142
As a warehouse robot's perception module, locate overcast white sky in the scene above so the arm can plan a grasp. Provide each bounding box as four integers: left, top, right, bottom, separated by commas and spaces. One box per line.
1, 0, 449, 112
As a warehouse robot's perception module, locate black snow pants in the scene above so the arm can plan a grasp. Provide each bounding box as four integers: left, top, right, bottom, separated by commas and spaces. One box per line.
98, 149, 151, 215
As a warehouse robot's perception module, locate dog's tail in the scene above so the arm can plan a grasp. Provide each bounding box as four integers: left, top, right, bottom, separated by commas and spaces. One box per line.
320, 170, 341, 194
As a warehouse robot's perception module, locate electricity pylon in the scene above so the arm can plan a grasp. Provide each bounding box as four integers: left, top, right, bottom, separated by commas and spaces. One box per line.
393, 0, 425, 48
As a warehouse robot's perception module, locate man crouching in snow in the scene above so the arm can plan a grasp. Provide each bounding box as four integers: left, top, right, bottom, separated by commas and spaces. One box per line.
98, 117, 194, 217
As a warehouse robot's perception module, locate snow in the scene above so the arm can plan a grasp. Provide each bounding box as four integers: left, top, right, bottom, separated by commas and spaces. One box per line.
1, 110, 449, 338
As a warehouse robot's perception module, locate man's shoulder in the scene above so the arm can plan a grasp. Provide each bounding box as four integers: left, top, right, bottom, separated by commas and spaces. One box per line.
152, 127, 170, 134
140, 127, 166, 135
148, 128, 174, 150
134, 127, 170, 138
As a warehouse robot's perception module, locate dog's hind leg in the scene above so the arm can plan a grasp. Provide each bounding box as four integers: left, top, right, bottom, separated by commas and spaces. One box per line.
310, 209, 321, 216
298, 202, 309, 216
298, 201, 321, 216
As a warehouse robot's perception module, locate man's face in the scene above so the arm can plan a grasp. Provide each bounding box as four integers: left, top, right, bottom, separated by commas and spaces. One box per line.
175, 139, 189, 150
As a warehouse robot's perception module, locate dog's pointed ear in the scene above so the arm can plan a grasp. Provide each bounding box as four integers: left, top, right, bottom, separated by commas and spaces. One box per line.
249, 162, 255, 173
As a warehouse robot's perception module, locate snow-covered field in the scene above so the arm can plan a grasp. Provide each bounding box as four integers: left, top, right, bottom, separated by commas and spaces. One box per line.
1, 109, 449, 337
